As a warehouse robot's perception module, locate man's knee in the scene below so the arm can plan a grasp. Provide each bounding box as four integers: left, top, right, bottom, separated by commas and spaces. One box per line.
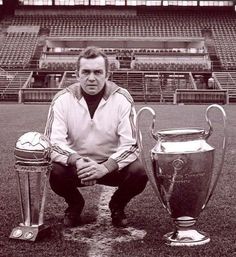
50, 163, 67, 183
49, 163, 83, 203
50, 162, 77, 188
124, 159, 148, 183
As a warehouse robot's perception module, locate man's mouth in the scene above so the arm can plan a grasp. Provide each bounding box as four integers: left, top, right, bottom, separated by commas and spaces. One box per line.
87, 84, 97, 88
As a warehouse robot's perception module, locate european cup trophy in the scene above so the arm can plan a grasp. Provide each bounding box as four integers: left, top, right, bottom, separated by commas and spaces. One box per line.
136, 104, 227, 246
9, 132, 52, 241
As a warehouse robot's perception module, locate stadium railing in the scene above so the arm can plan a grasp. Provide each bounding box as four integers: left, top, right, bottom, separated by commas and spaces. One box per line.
18, 87, 229, 105
174, 89, 228, 104
19, 88, 60, 103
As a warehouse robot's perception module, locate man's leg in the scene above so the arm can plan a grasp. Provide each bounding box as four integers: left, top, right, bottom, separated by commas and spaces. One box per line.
97, 158, 148, 227
49, 162, 85, 227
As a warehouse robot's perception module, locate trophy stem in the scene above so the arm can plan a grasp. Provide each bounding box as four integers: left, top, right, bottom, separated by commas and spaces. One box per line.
25, 172, 31, 226
10, 164, 51, 242
38, 171, 50, 225
164, 216, 210, 246
16, 171, 25, 223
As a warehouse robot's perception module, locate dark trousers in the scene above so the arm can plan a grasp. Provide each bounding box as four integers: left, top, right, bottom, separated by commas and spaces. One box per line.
49, 158, 148, 213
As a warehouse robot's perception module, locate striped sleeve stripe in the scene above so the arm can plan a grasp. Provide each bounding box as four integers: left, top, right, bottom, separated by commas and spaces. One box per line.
129, 106, 136, 139
115, 145, 138, 163
52, 88, 68, 104
53, 145, 71, 157
115, 144, 138, 163
116, 88, 133, 103
45, 89, 68, 139
45, 105, 54, 139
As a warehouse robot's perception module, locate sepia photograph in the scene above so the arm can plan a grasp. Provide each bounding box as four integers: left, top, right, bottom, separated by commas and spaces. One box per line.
0, 1, 235, 257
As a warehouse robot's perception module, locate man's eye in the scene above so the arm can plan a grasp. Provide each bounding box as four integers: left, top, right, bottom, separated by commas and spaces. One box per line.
82, 70, 90, 75
94, 70, 103, 75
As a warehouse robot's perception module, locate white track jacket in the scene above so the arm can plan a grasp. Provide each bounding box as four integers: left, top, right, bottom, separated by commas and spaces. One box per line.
44, 81, 139, 171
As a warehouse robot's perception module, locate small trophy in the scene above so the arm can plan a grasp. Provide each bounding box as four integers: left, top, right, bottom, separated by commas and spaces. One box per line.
136, 104, 227, 246
9, 132, 52, 242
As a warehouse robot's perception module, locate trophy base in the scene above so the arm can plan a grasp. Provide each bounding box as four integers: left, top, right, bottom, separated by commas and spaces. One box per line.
164, 229, 210, 246
9, 224, 51, 242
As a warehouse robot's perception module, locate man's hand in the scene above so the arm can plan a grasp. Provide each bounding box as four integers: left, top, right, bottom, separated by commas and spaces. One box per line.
76, 157, 109, 186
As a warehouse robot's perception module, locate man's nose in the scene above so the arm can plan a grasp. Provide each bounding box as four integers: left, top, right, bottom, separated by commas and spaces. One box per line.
88, 72, 95, 81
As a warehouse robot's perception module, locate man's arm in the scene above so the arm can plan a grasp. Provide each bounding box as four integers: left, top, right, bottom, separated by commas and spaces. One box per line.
109, 90, 139, 170
44, 95, 78, 165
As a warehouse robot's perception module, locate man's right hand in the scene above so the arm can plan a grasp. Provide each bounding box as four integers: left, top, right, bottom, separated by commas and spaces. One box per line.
75, 158, 97, 186
76, 157, 110, 186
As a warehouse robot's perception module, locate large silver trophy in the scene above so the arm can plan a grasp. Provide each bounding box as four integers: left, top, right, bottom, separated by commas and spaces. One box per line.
136, 104, 227, 246
10, 132, 52, 241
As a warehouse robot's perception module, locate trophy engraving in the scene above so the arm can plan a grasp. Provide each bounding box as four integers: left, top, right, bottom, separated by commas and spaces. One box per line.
9, 132, 52, 242
136, 105, 227, 246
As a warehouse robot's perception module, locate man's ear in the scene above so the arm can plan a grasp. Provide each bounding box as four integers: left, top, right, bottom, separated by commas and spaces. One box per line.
75, 70, 80, 81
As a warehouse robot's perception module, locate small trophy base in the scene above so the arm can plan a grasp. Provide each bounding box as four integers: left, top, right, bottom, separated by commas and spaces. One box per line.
164, 229, 210, 246
9, 224, 51, 242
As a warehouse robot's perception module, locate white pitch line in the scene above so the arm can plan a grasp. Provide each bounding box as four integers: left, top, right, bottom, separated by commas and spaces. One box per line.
63, 185, 147, 257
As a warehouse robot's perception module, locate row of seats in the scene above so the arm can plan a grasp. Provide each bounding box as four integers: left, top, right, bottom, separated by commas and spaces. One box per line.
11, 10, 236, 27
0, 32, 38, 68
133, 62, 210, 72
40, 61, 118, 71
213, 30, 236, 70
49, 26, 202, 38
3, 10, 236, 71
48, 48, 204, 55
39, 59, 209, 72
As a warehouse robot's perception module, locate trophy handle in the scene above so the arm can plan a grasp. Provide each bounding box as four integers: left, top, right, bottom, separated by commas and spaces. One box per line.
202, 104, 227, 209
136, 106, 157, 139
136, 107, 163, 203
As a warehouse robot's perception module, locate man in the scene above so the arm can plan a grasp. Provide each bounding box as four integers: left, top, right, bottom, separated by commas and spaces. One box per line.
44, 46, 147, 228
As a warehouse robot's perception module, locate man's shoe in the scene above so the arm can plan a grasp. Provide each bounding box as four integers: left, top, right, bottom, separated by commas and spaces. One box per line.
64, 206, 82, 228
109, 202, 128, 228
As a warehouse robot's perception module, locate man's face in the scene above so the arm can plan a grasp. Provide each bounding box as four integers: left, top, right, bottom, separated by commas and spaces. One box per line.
78, 56, 108, 95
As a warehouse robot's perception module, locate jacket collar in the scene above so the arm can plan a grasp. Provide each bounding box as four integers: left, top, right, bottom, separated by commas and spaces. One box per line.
67, 81, 120, 101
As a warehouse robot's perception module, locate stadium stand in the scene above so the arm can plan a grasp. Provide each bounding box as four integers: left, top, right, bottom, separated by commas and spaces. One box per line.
0, 26, 39, 69
0, 2, 236, 104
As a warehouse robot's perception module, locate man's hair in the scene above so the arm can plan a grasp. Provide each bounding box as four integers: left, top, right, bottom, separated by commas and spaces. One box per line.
76, 46, 109, 76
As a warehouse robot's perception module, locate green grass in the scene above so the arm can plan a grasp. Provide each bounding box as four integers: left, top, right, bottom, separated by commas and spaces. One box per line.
0, 103, 235, 257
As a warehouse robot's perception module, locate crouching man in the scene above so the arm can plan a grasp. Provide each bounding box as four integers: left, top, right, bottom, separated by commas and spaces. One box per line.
44, 46, 147, 228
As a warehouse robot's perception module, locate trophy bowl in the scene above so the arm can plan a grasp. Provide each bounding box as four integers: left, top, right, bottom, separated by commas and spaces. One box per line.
136, 105, 227, 246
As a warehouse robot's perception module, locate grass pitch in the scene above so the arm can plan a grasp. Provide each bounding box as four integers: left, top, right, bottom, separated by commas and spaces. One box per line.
0, 103, 235, 257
